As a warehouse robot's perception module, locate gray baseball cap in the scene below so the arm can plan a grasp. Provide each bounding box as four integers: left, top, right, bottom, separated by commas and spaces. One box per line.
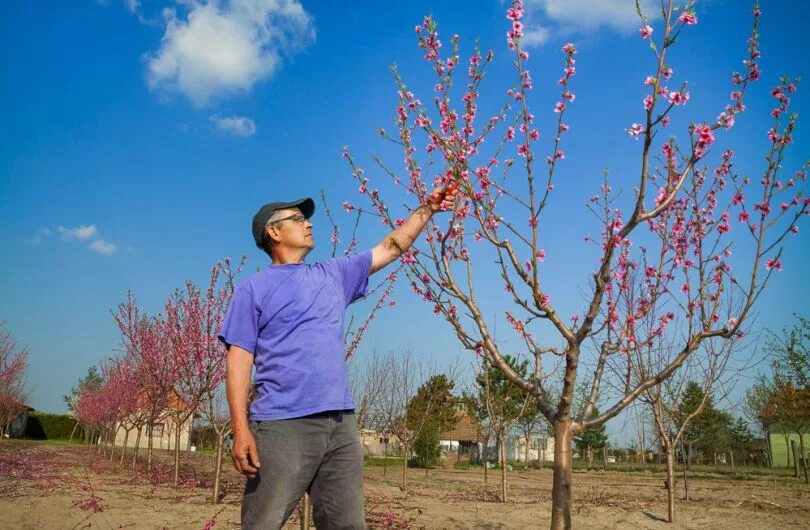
252, 197, 315, 247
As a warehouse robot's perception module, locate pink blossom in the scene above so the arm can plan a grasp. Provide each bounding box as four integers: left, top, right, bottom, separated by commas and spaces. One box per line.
562, 43, 576, 54
662, 116, 670, 127
765, 258, 783, 271
518, 144, 529, 157
669, 91, 690, 105
554, 102, 566, 113
644, 76, 655, 86
627, 123, 644, 139
639, 25, 653, 38
738, 210, 751, 222
537, 249, 546, 262
678, 12, 698, 25
643, 95, 654, 110
663, 68, 673, 80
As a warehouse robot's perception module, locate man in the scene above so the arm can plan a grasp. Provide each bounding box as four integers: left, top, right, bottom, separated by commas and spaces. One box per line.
218, 188, 455, 529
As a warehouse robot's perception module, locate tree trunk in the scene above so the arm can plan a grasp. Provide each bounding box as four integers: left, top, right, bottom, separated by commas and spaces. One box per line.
173, 421, 182, 487
120, 429, 130, 464
603, 445, 608, 471
424, 444, 429, 477
69, 422, 79, 442
799, 434, 808, 484
550, 420, 574, 530
783, 434, 791, 469
211, 432, 225, 504
402, 443, 409, 489
766, 429, 776, 485
483, 441, 488, 485
790, 440, 801, 479
383, 440, 388, 477
665, 443, 675, 523
132, 426, 142, 469
683, 442, 691, 501
540, 441, 545, 468
147, 423, 154, 470
499, 432, 507, 503
525, 434, 530, 463
730, 450, 735, 471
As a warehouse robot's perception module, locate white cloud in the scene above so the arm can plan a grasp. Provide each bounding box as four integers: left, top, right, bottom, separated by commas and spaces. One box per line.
58, 225, 98, 241
89, 239, 118, 255
210, 114, 257, 137
521, 26, 550, 47
30, 228, 51, 245
522, 0, 661, 47
146, 0, 315, 106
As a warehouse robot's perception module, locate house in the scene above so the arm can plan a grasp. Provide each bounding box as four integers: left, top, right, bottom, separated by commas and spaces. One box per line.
359, 429, 401, 457
768, 428, 810, 468
440, 408, 484, 462
505, 433, 555, 463
112, 393, 194, 451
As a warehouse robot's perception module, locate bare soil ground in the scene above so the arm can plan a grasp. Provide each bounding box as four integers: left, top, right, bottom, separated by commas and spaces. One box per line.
0, 442, 807, 529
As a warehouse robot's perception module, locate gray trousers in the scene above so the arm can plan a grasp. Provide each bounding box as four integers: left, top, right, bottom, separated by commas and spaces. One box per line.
241, 410, 366, 530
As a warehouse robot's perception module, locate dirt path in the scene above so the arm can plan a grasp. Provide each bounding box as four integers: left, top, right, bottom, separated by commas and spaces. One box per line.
0, 444, 807, 529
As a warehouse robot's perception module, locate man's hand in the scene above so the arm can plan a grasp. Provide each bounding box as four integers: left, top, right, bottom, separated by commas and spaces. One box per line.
427, 183, 459, 213
231, 428, 261, 478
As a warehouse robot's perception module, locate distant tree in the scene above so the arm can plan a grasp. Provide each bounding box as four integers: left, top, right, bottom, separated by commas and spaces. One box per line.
729, 417, 753, 466
574, 408, 608, 466
0, 324, 28, 439
762, 383, 810, 482
407, 374, 458, 472
474, 355, 532, 502
64, 366, 102, 413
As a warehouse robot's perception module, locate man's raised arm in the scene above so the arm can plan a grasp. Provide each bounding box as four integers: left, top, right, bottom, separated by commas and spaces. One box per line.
369, 187, 456, 275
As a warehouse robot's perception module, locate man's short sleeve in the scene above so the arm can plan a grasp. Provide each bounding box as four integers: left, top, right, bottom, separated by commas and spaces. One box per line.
333, 250, 373, 305
217, 283, 260, 354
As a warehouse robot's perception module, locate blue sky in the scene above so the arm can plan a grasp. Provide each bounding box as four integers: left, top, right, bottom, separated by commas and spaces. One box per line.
1, 1, 808, 442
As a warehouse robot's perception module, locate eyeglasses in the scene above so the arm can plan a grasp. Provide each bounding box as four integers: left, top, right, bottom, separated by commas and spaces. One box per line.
267, 213, 309, 226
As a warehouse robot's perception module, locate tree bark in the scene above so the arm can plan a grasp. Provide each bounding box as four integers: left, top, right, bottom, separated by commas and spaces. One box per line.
132, 426, 142, 469
790, 440, 801, 479
499, 432, 507, 503
120, 429, 130, 464
665, 443, 675, 523
683, 442, 691, 501
766, 429, 776, 485
402, 444, 409, 490
211, 432, 225, 504
147, 423, 154, 470
173, 421, 182, 487
383, 440, 388, 477
483, 440, 488, 485
550, 420, 573, 530
799, 434, 808, 484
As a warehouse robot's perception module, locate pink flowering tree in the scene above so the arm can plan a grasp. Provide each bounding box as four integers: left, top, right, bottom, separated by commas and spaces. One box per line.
164, 257, 243, 491
113, 293, 173, 469
0, 323, 29, 439
344, 1, 807, 527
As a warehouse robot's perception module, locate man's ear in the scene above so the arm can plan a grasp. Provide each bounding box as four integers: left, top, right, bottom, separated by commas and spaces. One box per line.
266, 225, 282, 244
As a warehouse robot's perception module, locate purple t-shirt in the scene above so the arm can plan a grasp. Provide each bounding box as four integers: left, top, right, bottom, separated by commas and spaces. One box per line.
218, 251, 372, 421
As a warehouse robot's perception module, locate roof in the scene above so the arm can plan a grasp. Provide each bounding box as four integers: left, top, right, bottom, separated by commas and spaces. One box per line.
440, 410, 483, 442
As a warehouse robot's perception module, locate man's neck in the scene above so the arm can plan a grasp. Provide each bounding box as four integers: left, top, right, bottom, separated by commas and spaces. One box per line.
270, 249, 308, 265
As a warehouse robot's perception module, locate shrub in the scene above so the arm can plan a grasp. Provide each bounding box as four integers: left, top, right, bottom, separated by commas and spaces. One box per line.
26, 412, 76, 440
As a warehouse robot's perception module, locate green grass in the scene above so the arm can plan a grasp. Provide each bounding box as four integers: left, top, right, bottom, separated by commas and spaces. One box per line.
364, 456, 404, 467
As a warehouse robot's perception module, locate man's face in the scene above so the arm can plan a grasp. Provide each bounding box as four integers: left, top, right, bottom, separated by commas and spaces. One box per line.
266, 207, 315, 253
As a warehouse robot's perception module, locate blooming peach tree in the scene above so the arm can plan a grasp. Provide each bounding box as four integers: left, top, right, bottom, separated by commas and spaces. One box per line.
344, 1, 807, 527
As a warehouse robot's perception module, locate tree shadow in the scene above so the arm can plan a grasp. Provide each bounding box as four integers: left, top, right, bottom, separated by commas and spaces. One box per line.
642, 511, 669, 523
